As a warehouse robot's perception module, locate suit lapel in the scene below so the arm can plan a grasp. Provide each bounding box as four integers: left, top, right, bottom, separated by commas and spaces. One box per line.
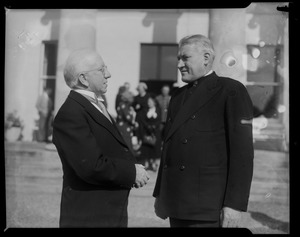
68, 91, 128, 147
163, 86, 186, 137
166, 72, 222, 141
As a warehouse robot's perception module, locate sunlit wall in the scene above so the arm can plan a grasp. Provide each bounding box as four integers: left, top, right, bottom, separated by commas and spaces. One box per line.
5, 9, 60, 141
211, 3, 288, 151
5, 5, 289, 148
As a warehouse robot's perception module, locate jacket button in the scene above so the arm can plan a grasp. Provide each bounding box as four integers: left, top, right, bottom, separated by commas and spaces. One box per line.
182, 138, 188, 144
180, 165, 185, 171
191, 114, 196, 119
124, 148, 129, 152
163, 164, 168, 169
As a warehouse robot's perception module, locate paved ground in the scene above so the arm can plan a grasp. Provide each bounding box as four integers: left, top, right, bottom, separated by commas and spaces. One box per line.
4, 141, 289, 233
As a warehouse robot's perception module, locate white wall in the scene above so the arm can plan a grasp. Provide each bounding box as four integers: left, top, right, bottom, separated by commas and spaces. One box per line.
5, 9, 210, 139
5, 9, 57, 141
95, 10, 209, 116
54, 9, 98, 116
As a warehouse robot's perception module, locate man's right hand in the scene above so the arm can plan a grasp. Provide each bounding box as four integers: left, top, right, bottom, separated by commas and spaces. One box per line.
134, 164, 150, 188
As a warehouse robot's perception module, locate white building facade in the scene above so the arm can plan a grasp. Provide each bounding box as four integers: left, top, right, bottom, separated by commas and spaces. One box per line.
5, 4, 289, 151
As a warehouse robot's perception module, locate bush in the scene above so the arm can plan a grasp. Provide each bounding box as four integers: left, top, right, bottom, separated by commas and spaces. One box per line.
5, 110, 24, 130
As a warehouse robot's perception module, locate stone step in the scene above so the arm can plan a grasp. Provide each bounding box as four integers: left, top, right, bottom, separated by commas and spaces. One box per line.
249, 194, 289, 204
252, 150, 289, 195
250, 182, 289, 196
249, 181, 289, 204
252, 169, 289, 183
254, 150, 289, 162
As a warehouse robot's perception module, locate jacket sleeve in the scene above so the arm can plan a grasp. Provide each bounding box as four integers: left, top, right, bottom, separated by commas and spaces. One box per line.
53, 107, 136, 189
223, 81, 254, 211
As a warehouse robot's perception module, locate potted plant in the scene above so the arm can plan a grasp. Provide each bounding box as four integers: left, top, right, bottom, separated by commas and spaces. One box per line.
5, 110, 24, 142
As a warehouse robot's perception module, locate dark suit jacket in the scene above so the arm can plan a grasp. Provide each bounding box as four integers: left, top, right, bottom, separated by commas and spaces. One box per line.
153, 72, 254, 221
53, 90, 136, 227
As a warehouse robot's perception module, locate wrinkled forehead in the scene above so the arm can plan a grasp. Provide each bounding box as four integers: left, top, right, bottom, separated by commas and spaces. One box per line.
178, 43, 202, 56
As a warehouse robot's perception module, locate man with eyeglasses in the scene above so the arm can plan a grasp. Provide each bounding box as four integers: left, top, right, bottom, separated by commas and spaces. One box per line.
52, 49, 150, 227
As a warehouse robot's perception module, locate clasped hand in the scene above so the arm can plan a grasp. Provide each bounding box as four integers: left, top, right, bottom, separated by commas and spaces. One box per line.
134, 164, 150, 188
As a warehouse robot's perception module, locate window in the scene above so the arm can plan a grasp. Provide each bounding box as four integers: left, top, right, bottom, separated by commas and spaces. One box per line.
245, 44, 283, 121
39, 41, 58, 109
140, 43, 178, 94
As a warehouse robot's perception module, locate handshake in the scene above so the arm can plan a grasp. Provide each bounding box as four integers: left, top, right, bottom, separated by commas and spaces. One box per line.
134, 164, 150, 188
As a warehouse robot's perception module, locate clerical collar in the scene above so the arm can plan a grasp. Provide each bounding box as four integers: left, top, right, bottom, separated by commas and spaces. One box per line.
204, 69, 213, 77
187, 70, 214, 88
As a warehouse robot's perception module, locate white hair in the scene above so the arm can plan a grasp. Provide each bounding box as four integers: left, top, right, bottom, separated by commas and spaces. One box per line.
63, 48, 98, 89
179, 34, 215, 63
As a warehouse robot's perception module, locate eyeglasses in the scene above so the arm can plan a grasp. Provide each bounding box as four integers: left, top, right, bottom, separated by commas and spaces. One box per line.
79, 65, 108, 77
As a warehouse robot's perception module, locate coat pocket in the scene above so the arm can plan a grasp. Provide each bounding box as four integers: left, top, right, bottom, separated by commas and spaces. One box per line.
161, 165, 227, 219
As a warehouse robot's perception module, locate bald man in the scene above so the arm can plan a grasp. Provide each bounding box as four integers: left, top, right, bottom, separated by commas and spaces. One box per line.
52, 49, 149, 227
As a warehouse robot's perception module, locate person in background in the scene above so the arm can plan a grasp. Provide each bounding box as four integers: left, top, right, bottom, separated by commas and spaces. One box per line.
153, 34, 254, 228
155, 84, 171, 140
138, 96, 161, 171
132, 82, 151, 142
115, 82, 133, 111
52, 49, 149, 227
124, 81, 131, 92
132, 82, 150, 114
36, 87, 53, 142
116, 90, 139, 156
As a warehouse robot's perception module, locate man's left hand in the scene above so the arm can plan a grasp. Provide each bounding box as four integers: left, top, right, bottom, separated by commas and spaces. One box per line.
220, 207, 242, 228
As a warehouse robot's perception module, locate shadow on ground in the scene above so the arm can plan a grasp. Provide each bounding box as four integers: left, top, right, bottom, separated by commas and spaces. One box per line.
249, 211, 289, 233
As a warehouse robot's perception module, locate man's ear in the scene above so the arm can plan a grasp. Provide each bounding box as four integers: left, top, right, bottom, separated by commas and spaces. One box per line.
78, 74, 89, 87
203, 52, 211, 66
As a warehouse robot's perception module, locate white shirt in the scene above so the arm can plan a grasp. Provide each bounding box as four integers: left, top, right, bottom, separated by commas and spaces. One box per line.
74, 89, 105, 114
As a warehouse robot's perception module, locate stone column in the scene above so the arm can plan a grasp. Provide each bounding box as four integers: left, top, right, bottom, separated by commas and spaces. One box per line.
54, 9, 97, 114
209, 8, 247, 84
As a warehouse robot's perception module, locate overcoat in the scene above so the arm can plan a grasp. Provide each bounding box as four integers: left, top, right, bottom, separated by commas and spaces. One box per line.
53, 90, 136, 227
153, 72, 254, 221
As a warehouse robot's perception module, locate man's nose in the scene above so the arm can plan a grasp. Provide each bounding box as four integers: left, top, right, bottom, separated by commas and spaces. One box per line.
178, 59, 185, 68
104, 68, 111, 79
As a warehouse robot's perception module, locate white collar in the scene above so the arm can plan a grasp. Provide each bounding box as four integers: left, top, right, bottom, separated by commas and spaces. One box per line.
74, 89, 96, 99
74, 89, 104, 102
204, 70, 213, 76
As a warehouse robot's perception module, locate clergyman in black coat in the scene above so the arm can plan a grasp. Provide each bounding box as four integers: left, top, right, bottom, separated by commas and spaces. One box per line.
153, 34, 254, 228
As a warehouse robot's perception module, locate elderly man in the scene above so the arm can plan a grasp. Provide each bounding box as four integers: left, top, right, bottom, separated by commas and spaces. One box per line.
52, 49, 149, 227
153, 34, 254, 228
